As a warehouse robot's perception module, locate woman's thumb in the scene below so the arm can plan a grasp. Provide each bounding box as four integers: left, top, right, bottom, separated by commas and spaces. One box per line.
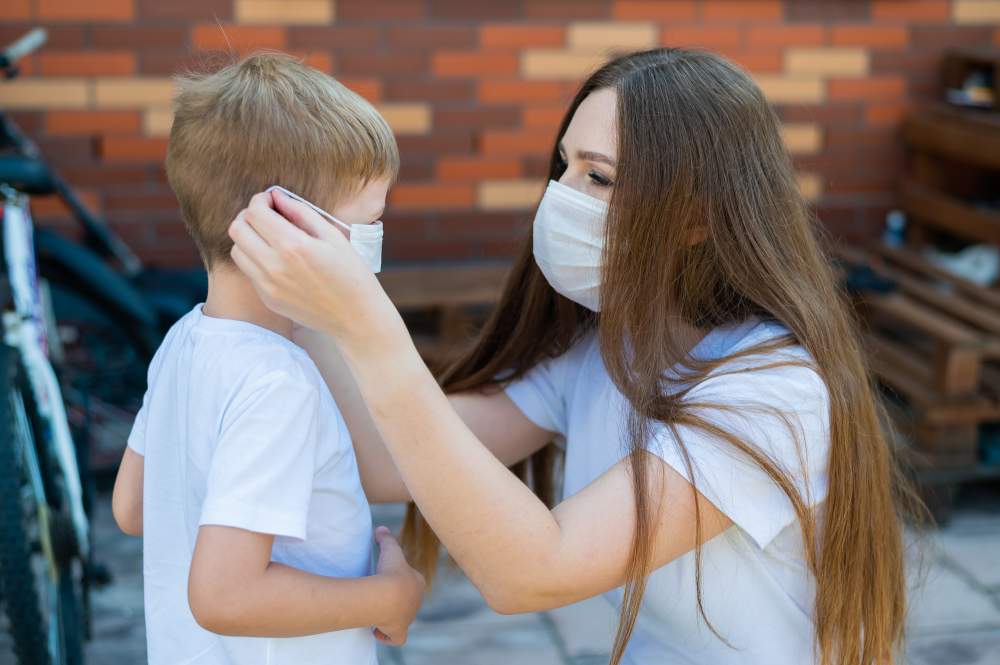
271, 189, 338, 241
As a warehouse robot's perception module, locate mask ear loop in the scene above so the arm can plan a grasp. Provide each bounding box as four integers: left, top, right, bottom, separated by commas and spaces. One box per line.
265, 185, 351, 233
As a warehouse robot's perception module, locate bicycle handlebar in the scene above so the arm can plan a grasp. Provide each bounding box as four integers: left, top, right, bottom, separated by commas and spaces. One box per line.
0, 28, 47, 71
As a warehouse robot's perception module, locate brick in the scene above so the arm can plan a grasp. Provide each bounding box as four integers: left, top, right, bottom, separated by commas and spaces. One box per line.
478, 80, 570, 103
781, 123, 822, 154
341, 77, 382, 102
524, 0, 609, 19
831, 25, 909, 48
0, 26, 86, 49
432, 52, 519, 78
567, 22, 658, 51
829, 77, 906, 101
718, 49, 783, 73
661, 26, 742, 49
236, 0, 333, 24
292, 51, 334, 73
785, 48, 868, 76
871, 1, 949, 21
397, 131, 475, 156
92, 26, 187, 48
521, 50, 606, 80
910, 25, 993, 49
390, 184, 475, 210
703, 1, 782, 20
94, 79, 175, 108
747, 25, 825, 47
387, 79, 473, 103
143, 108, 174, 137
32, 190, 102, 219
47, 110, 140, 135
0, 79, 90, 109
613, 1, 696, 20
338, 0, 425, 19
102, 137, 169, 162
477, 179, 546, 210
192, 25, 287, 52
787, 1, 869, 21
523, 105, 568, 128
137, 0, 232, 20
388, 26, 476, 49
39, 52, 136, 77
866, 102, 911, 126
796, 173, 822, 201
0, 0, 30, 20
341, 53, 427, 77
433, 106, 520, 128
754, 76, 825, 103
38, 0, 134, 21
376, 103, 432, 135
482, 129, 558, 157
437, 158, 522, 181
954, 0, 1000, 23
481, 24, 566, 49
106, 192, 179, 211
290, 26, 382, 50
429, 0, 519, 19
780, 104, 863, 125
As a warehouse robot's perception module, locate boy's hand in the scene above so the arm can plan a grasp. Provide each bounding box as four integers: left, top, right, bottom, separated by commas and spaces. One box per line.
372, 526, 425, 646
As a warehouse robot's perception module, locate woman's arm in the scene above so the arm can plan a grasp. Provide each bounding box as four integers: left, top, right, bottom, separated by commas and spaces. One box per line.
112, 447, 143, 536
188, 524, 424, 644
295, 327, 552, 504
228, 191, 732, 612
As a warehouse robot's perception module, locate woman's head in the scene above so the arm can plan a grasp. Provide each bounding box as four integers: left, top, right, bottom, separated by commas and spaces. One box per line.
405, 48, 911, 665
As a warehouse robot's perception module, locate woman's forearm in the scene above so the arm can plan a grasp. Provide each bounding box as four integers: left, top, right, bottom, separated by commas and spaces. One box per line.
337, 316, 564, 610
296, 328, 411, 503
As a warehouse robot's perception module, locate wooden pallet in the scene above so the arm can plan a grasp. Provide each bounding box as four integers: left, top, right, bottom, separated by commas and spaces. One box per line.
836, 244, 1000, 509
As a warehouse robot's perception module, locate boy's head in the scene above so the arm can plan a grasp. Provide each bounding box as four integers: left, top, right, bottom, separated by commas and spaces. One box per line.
166, 52, 398, 268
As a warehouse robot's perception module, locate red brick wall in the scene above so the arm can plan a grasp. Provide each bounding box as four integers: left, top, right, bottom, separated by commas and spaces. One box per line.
2, 1, 999, 267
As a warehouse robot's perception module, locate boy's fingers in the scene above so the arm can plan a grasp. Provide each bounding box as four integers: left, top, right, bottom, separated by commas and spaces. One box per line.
271, 189, 339, 242
374, 526, 400, 551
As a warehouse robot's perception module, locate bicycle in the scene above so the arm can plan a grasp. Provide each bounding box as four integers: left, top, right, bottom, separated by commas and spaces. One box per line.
0, 29, 90, 665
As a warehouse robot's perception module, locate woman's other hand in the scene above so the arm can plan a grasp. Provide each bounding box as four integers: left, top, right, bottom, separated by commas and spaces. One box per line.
371, 526, 425, 645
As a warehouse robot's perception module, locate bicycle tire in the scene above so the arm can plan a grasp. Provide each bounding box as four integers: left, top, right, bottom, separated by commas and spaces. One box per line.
58, 566, 83, 665
0, 343, 50, 665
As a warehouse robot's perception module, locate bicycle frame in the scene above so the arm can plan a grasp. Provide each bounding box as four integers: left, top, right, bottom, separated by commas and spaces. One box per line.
1, 184, 88, 557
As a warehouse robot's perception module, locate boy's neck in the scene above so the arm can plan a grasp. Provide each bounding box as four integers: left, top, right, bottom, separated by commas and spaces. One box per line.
203, 263, 293, 339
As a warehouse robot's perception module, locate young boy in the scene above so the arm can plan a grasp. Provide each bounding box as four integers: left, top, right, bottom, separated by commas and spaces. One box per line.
111, 53, 424, 665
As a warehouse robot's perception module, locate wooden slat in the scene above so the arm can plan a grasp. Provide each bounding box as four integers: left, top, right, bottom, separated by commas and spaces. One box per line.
899, 177, 1000, 245
875, 244, 1000, 310
903, 103, 1000, 170
379, 263, 511, 309
864, 292, 982, 347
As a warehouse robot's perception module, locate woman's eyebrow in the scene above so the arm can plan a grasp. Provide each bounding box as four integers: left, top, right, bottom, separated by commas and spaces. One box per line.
578, 150, 616, 167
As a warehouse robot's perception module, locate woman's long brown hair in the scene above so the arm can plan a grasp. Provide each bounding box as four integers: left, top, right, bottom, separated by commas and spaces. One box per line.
402, 48, 914, 665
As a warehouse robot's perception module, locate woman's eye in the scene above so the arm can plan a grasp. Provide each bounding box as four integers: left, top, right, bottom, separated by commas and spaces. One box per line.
589, 171, 613, 187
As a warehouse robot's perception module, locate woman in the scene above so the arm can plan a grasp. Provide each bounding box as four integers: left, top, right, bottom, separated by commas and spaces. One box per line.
229, 49, 913, 664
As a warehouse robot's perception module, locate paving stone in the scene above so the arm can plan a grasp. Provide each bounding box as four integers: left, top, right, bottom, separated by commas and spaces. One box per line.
907, 628, 1000, 665
906, 559, 1000, 634
546, 597, 616, 658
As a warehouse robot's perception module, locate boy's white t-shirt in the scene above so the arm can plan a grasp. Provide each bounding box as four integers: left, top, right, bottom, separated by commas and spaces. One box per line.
504, 318, 830, 665
128, 305, 376, 665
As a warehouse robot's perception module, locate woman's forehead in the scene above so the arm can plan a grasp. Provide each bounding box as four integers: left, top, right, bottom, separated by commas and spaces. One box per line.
563, 88, 618, 158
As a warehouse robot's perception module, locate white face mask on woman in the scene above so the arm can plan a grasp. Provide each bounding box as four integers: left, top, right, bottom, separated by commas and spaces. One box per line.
532, 179, 608, 312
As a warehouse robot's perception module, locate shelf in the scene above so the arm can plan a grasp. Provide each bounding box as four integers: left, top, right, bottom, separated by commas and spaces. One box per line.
899, 177, 1000, 244
903, 103, 1000, 170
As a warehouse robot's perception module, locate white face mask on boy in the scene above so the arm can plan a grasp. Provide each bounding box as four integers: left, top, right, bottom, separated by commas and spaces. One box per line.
532, 179, 608, 312
266, 185, 384, 273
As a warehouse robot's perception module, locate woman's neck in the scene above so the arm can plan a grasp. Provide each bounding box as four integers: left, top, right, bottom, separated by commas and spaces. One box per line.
202, 263, 293, 339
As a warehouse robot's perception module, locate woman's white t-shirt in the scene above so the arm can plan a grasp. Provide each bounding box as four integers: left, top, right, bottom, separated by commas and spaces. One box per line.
504, 318, 830, 665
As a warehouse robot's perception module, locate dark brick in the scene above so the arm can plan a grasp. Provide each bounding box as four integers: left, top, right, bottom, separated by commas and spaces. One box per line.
786, 0, 870, 22
433, 106, 520, 129
386, 79, 475, 102
396, 130, 477, 156
136, 0, 232, 20
386, 26, 476, 49
340, 52, 427, 76
289, 26, 383, 50
91, 26, 188, 49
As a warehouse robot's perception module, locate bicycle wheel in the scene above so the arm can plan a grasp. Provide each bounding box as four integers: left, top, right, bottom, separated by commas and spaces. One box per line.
0, 344, 83, 665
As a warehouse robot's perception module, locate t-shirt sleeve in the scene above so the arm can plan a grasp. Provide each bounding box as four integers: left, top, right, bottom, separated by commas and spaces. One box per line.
126, 398, 148, 456
502, 336, 591, 436
650, 363, 830, 550
199, 372, 323, 540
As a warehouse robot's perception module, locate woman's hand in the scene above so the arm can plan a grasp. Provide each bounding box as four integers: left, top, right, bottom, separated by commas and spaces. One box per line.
228, 190, 399, 346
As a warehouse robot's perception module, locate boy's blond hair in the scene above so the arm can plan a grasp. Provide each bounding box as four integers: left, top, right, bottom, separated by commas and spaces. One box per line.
166, 52, 398, 267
